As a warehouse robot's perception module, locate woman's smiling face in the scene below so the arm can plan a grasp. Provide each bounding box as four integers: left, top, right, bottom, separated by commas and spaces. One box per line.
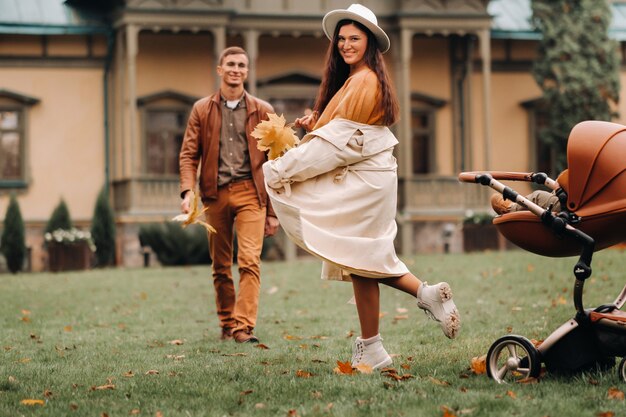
337, 23, 368, 70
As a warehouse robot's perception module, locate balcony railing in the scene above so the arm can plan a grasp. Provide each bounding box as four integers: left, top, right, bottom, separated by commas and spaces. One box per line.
112, 177, 180, 216
112, 175, 492, 219
399, 175, 493, 219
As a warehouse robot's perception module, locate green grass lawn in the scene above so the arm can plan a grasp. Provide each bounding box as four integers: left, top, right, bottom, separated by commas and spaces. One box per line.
1, 249, 625, 416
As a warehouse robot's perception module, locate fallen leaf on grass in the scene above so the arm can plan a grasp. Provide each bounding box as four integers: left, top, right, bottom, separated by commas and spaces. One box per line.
429, 376, 450, 386
597, 412, 615, 417
382, 368, 414, 381
516, 377, 539, 384
91, 384, 115, 391
470, 355, 487, 375
608, 387, 625, 400
441, 406, 457, 417
240, 390, 253, 395
334, 361, 355, 375
354, 364, 373, 374
145, 370, 159, 375
123, 371, 134, 377
130, 409, 140, 415
20, 399, 45, 406
64, 325, 73, 332
221, 353, 248, 357
165, 354, 185, 360
296, 370, 314, 378
43, 389, 53, 398
506, 390, 517, 399
168, 339, 184, 345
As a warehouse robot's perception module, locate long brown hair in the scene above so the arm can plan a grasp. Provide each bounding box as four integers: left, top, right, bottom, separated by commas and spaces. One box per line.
313, 19, 399, 126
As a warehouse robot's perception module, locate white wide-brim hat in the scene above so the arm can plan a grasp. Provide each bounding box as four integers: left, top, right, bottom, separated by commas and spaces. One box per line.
322, 3, 390, 53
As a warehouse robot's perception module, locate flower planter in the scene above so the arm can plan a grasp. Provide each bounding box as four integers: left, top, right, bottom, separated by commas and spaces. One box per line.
48, 241, 92, 272
463, 223, 500, 252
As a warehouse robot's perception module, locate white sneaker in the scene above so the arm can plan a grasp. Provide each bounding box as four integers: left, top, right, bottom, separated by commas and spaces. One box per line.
416, 282, 460, 339
351, 334, 393, 370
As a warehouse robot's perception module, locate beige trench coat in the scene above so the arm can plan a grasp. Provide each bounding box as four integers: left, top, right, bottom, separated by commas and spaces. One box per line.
263, 118, 409, 281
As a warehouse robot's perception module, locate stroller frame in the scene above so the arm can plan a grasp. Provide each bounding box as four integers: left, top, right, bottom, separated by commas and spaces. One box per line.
459, 170, 626, 383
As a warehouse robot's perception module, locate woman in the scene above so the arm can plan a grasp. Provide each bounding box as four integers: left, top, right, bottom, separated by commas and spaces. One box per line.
263, 4, 460, 370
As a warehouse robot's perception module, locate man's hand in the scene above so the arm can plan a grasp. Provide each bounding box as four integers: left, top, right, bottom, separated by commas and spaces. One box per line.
181, 190, 193, 214
264, 216, 280, 237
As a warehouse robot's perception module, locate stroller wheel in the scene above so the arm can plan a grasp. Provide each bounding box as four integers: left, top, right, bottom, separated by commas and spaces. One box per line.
619, 358, 626, 382
487, 335, 541, 384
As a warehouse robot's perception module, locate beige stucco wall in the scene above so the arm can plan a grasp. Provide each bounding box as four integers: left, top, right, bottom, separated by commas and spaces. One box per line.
257, 35, 328, 79
0, 67, 105, 221
469, 70, 541, 196
137, 32, 215, 98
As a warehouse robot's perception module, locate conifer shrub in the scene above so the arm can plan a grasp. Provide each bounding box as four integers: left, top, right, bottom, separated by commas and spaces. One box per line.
1, 194, 26, 274
91, 187, 116, 267
45, 199, 73, 234
138, 222, 211, 266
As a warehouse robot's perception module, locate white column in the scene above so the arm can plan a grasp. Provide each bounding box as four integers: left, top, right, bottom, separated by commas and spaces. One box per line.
115, 28, 125, 178
126, 24, 139, 176
399, 28, 414, 256
212, 26, 226, 91
478, 28, 492, 170
245, 29, 259, 96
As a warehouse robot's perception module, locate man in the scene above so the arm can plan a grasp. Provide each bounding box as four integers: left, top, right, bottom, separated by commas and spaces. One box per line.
179, 46, 280, 344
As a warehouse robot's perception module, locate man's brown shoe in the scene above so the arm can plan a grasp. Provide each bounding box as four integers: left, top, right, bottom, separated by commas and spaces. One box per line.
490, 193, 512, 215
233, 330, 259, 344
220, 327, 233, 341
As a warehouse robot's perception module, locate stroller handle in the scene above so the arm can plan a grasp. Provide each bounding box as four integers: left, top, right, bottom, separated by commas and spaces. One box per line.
458, 171, 561, 191
458, 171, 534, 183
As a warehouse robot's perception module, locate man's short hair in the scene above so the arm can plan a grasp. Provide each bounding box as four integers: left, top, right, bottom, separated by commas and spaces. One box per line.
219, 46, 248, 66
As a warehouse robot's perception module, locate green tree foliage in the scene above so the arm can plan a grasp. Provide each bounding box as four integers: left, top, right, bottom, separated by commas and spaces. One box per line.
45, 199, 73, 234
1, 194, 26, 273
91, 187, 116, 267
138, 222, 211, 266
531, 0, 620, 172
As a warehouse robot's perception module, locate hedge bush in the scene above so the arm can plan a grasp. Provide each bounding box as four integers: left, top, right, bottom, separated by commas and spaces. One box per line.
1, 194, 26, 273
138, 222, 211, 266
91, 187, 116, 267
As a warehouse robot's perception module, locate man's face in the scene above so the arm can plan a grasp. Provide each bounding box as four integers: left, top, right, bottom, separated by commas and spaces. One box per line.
217, 53, 249, 88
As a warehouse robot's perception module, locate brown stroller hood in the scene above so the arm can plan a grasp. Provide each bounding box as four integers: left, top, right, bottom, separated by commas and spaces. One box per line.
494, 120, 626, 257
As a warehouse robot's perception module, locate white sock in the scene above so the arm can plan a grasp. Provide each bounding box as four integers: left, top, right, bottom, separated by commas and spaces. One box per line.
360, 334, 382, 345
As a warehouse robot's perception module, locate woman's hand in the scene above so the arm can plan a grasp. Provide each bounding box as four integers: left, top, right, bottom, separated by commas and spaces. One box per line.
294, 109, 318, 132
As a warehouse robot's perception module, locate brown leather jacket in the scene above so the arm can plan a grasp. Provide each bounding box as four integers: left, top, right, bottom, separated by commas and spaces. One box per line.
179, 91, 276, 217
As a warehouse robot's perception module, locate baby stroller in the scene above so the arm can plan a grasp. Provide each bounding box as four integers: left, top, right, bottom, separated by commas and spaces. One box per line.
459, 120, 626, 383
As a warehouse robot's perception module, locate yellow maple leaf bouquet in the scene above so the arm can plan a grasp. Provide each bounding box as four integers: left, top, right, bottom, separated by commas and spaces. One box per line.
252, 113, 300, 160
